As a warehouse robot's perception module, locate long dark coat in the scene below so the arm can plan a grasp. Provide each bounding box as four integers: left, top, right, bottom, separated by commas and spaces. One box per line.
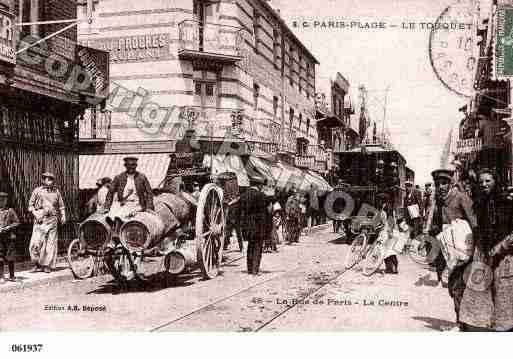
459, 192, 513, 330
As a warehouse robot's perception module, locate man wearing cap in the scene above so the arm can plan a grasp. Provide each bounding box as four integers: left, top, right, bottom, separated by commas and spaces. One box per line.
403, 180, 424, 240
239, 175, 271, 275
424, 168, 477, 330
385, 162, 401, 207
285, 187, 302, 243
86, 177, 112, 216
373, 159, 386, 188
423, 183, 434, 214
28, 172, 66, 273
103, 157, 154, 226
191, 181, 201, 201
0, 192, 20, 283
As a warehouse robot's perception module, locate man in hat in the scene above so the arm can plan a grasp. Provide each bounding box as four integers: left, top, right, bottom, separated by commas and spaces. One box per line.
403, 180, 424, 240
28, 172, 66, 273
285, 186, 302, 243
103, 157, 154, 227
239, 175, 271, 275
424, 168, 476, 330
192, 181, 201, 201
423, 182, 434, 210
0, 192, 20, 283
385, 162, 400, 207
86, 177, 112, 216
373, 159, 386, 188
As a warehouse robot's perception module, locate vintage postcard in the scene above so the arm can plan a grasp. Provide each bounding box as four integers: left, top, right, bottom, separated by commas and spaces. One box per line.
0, 0, 512, 345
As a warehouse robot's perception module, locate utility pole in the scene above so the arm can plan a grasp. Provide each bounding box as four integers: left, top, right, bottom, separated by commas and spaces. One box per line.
358, 85, 367, 142
382, 85, 390, 145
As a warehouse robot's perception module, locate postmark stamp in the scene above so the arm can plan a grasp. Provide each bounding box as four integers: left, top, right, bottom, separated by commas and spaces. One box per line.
429, 0, 478, 98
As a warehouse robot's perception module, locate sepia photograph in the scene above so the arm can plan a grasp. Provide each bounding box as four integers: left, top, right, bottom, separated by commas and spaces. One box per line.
1, 0, 513, 349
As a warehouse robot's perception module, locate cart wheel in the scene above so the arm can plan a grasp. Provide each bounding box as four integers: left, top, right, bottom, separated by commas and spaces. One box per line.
195, 183, 225, 279
67, 239, 94, 279
345, 233, 367, 269
362, 241, 385, 276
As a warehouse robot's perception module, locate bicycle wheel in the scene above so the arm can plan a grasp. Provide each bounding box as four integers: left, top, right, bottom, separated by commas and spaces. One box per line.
345, 233, 367, 269
67, 239, 94, 279
362, 241, 385, 276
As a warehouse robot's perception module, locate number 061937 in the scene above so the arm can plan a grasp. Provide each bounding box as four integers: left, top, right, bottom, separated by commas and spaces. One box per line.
10, 344, 43, 352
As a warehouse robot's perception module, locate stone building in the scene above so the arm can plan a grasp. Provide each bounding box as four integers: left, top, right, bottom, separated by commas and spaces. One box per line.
77, 0, 326, 188
0, 0, 109, 259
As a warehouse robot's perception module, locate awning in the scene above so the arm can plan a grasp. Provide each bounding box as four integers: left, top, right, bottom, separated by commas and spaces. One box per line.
306, 170, 333, 192
203, 154, 250, 187
273, 161, 310, 192
79, 153, 171, 189
247, 156, 275, 184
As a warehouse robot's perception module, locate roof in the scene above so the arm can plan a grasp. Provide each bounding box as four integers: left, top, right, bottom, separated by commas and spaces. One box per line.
341, 144, 407, 164
79, 153, 171, 189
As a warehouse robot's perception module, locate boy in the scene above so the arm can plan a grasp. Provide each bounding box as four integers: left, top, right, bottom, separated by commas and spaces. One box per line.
0, 192, 20, 283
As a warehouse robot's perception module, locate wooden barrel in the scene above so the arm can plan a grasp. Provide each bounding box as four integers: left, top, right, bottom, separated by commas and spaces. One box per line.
119, 212, 166, 250
154, 200, 180, 234
155, 193, 192, 224
79, 212, 112, 250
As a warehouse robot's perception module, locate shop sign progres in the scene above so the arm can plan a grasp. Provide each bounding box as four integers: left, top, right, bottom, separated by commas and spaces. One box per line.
82, 33, 169, 63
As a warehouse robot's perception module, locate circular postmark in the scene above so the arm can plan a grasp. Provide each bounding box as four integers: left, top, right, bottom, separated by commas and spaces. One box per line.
429, 0, 478, 98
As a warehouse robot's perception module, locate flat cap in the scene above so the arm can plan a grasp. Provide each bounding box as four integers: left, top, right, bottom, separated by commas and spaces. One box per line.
123, 156, 138, 163
431, 169, 453, 181
42, 172, 55, 179
0, 192, 8, 197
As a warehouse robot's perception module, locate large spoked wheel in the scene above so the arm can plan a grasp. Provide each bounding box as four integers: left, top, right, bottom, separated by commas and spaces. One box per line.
67, 239, 94, 279
195, 183, 226, 279
345, 233, 367, 270
362, 241, 385, 276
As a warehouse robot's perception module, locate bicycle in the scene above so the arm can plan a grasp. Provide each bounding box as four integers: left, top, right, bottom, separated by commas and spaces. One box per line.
344, 216, 385, 275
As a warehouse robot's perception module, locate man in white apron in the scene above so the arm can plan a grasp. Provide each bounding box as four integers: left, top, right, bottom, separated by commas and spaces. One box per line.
28, 172, 66, 273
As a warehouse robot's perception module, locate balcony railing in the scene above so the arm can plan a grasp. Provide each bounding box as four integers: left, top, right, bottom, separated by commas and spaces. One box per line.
79, 109, 111, 141
246, 141, 279, 155
295, 155, 315, 168
308, 145, 329, 162
178, 20, 244, 62
314, 160, 327, 173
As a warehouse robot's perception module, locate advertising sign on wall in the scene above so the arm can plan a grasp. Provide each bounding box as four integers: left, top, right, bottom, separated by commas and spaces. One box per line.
0, 9, 16, 65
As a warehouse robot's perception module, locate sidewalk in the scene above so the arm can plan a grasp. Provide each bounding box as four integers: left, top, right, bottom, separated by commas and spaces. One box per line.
0, 261, 74, 294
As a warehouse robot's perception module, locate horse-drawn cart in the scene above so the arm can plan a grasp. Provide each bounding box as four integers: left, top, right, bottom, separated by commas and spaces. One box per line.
68, 152, 240, 285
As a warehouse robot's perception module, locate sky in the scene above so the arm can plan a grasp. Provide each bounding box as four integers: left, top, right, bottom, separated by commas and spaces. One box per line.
270, 0, 479, 184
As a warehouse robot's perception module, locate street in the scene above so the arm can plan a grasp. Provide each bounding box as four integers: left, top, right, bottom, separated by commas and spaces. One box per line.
0, 225, 456, 332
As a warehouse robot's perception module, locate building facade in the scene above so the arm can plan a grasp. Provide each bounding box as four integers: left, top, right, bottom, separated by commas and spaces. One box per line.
1, 0, 108, 259
453, 0, 513, 186
77, 0, 325, 185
